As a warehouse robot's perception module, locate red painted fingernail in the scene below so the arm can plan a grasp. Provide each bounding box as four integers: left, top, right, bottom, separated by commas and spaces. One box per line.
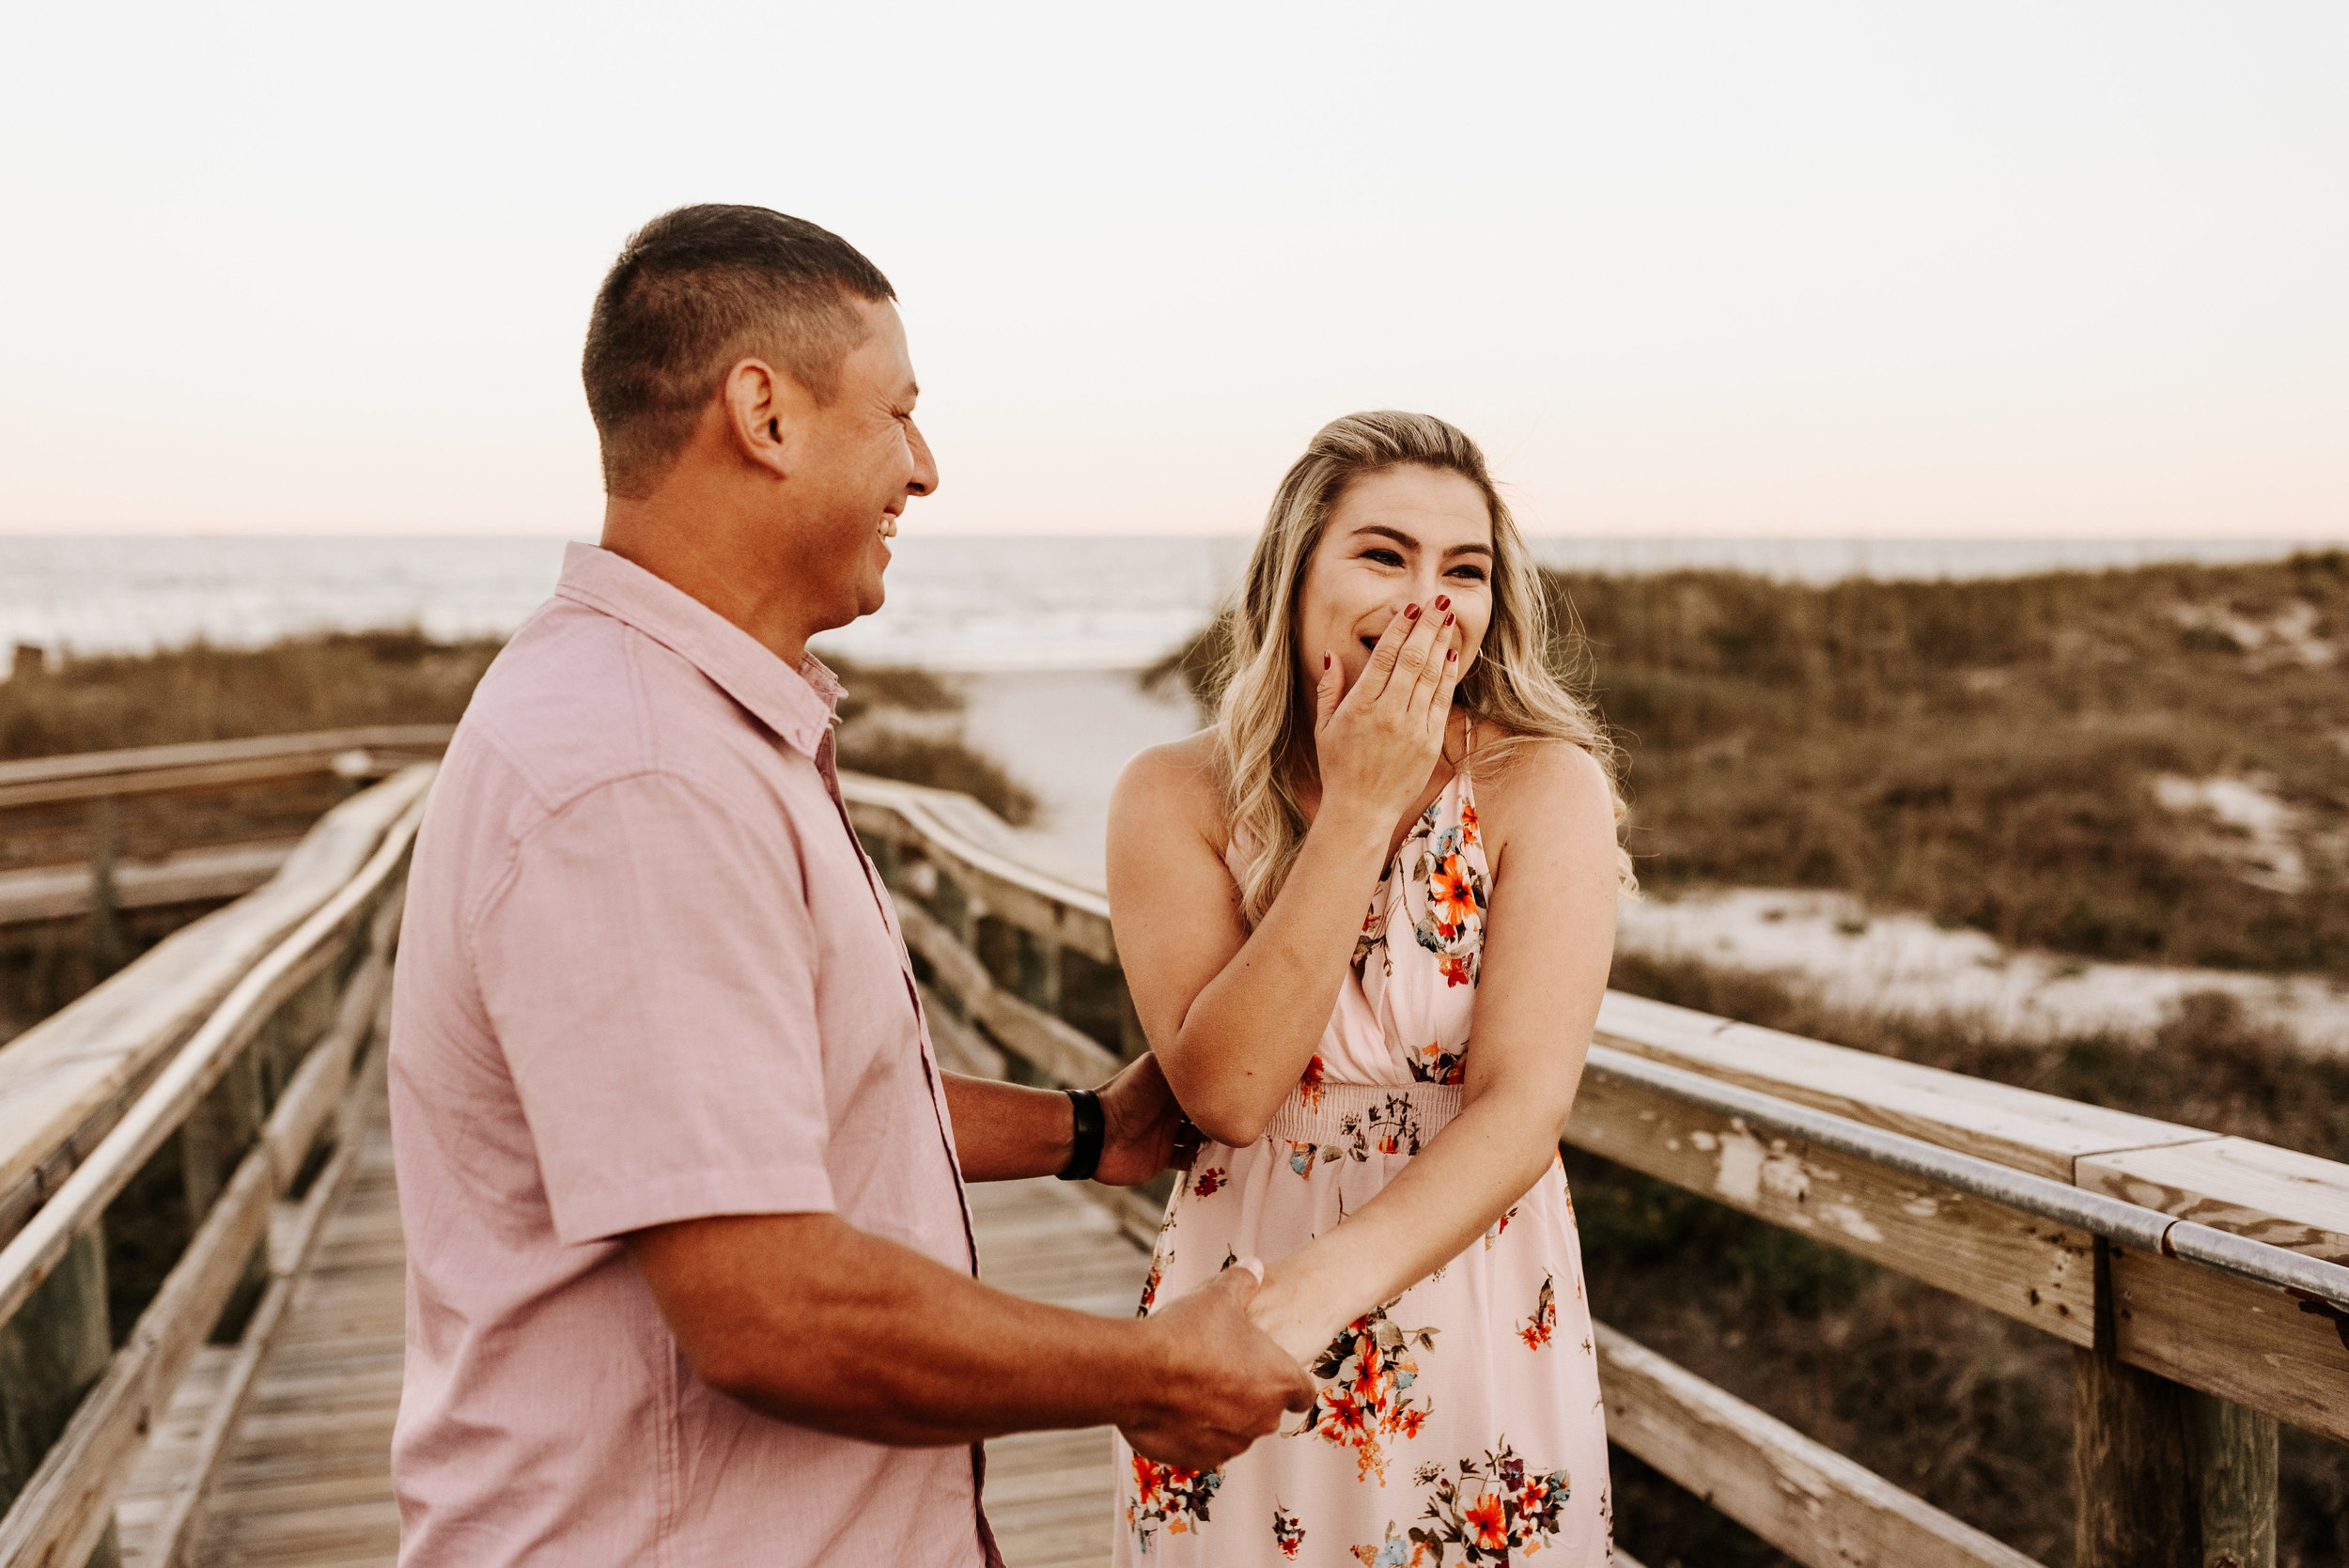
1448, 648, 1458, 661
1405, 604, 1421, 620
1435, 595, 1451, 611
1323, 653, 1331, 670
1442, 613, 1455, 627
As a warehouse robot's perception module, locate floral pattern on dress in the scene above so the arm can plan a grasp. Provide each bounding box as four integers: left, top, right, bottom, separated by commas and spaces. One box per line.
1128, 1454, 1222, 1554
1299, 1053, 1330, 1110
1404, 1442, 1571, 1564
1481, 1204, 1517, 1250
1138, 1251, 1167, 1317
1518, 1274, 1556, 1350
1288, 1140, 1320, 1177
1354, 885, 1392, 972
1350, 1520, 1421, 1565
1298, 1303, 1439, 1483
1272, 1502, 1306, 1559
1408, 1040, 1468, 1085
1400, 799, 1488, 990
1323, 1093, 1432, 1163
1192, 1166, 1229, 1198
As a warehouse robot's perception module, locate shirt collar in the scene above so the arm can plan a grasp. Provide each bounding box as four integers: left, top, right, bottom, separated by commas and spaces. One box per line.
552, 541, 843, 756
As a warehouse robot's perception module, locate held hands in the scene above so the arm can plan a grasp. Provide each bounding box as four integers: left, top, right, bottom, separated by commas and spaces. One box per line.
1120, 1260, 1315, 1470
1314, 599, 1465, 826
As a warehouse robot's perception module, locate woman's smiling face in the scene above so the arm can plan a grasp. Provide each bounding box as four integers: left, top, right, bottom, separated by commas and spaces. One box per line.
1294, 463, 1495, 697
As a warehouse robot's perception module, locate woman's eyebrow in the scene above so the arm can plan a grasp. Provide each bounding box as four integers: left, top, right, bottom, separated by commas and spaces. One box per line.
1352, 524, 1421, 551
1443, 542, 1495, 561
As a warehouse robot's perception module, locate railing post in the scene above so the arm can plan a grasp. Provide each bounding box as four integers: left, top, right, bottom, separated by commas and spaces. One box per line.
2072, 1341, 2197, 1568
1015, 930, 1061, 1020
2188, 1391, 2276, 1568
2072, 1238, 2277, 1568
0, 1228, 111, 1519
86, 796, 124, 980
182, 1034, 269, 1344
931, 873, 976, 954
2074, 1235, 2197, 1567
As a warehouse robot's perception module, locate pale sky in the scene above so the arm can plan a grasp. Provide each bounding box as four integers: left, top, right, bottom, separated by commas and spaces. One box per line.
2, 2, 2342, 539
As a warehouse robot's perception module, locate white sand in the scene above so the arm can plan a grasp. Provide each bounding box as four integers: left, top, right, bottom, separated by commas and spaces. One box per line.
941, 669, 1205, 891
1615, 887, 2349, 1054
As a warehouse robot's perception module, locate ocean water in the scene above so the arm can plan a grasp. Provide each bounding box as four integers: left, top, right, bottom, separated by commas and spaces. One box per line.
0, 534, 2330, 673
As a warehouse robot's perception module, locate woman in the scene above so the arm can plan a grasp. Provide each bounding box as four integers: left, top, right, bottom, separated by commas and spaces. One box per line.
1107, 411, 1631, 1565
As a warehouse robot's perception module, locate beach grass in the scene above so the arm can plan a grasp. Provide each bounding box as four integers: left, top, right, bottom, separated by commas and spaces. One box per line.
0, 629, 1035, 824
1156, 551, 2349, 976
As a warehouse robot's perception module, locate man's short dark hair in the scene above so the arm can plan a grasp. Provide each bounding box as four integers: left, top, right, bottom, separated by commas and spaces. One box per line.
582, 205, 894, 498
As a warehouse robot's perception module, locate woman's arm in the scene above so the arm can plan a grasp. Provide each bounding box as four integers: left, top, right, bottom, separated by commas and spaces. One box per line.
1243, 741, 1622, 1361
1108, 605, 1464, 1146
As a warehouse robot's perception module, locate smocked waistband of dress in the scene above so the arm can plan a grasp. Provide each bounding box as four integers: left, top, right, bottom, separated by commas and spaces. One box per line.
1261, 1080, 1465, 1146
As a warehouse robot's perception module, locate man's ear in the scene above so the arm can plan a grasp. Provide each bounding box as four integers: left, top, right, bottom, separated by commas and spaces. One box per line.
721, 357, 814, 481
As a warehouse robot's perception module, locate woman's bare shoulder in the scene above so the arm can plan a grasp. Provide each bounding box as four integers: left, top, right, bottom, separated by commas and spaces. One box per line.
1472, 734, 1615, 847
1111, 729, 1230, 842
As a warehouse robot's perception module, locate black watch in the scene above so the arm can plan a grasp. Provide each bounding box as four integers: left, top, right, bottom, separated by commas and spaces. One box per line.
1058, 1088, 1105, 1182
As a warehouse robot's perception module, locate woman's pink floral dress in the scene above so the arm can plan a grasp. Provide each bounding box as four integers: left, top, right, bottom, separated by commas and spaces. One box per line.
1115, 749, 1612, 1566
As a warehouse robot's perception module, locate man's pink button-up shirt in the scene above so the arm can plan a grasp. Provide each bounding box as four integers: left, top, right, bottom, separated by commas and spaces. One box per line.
388, 542, 993, 1567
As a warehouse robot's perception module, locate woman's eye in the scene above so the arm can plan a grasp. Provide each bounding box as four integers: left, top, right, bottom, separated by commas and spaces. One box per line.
1363, 549, 1405, 567
1449, 566, 1487, 582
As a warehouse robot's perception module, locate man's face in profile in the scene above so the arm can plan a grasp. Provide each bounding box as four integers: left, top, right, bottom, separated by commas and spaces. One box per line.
793, 298, 937, 630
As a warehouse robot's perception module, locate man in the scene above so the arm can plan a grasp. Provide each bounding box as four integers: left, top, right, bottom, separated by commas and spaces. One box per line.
387, 204, 1310, 1567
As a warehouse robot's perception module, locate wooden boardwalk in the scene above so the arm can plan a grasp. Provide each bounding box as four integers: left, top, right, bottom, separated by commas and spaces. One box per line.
110, 1078, 1149, 1568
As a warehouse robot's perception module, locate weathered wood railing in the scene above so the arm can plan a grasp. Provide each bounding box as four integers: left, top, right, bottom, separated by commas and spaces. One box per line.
0, 756, 434, 1568
843, 772, 2349, 1568
0, 727, 453, 934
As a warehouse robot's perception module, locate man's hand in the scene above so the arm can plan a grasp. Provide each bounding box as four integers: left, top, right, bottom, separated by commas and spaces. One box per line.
1119, 1262, 1315, 1470
1094, 1053, 1193, 1186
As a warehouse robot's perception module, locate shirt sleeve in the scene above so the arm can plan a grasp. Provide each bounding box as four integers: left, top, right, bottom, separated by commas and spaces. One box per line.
470, 769, 834, 1245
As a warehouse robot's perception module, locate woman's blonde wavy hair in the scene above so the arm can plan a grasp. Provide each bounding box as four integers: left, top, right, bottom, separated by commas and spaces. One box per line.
1213, 411, 1634, 925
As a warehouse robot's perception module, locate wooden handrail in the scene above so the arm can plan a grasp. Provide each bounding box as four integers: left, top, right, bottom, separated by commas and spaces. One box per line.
0, 768, 436, 1244
0, 768, 427, 1561
841, 773, 1115, 965
0, 838, 301, 926
0, 778, 427, 1324
0, 725, 454, 812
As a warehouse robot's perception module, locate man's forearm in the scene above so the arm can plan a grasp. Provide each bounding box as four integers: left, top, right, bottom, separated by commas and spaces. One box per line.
941, 1073, 1076, 1181
632, 1211, 1160, 1444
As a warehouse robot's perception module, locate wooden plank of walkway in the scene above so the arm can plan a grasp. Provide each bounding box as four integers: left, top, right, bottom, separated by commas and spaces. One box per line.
966, 1178, 1153, 1568
116, 1076, 1154, 1568
117, 1074, 408, 1568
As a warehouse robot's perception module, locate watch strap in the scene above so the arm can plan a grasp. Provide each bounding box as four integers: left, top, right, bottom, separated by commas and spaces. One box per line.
1057, 1088, 1106, 1182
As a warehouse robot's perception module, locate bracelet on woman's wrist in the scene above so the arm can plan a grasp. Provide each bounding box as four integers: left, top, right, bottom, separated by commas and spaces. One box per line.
1058, 1088, 1105, 1182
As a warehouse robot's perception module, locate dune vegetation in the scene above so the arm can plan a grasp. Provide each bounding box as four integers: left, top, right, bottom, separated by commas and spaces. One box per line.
0, 629, 1035, 824
1156, 550, 2349, 976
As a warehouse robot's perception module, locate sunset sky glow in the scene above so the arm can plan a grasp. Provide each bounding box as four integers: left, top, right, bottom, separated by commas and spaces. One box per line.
2, 2, 2343, 540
